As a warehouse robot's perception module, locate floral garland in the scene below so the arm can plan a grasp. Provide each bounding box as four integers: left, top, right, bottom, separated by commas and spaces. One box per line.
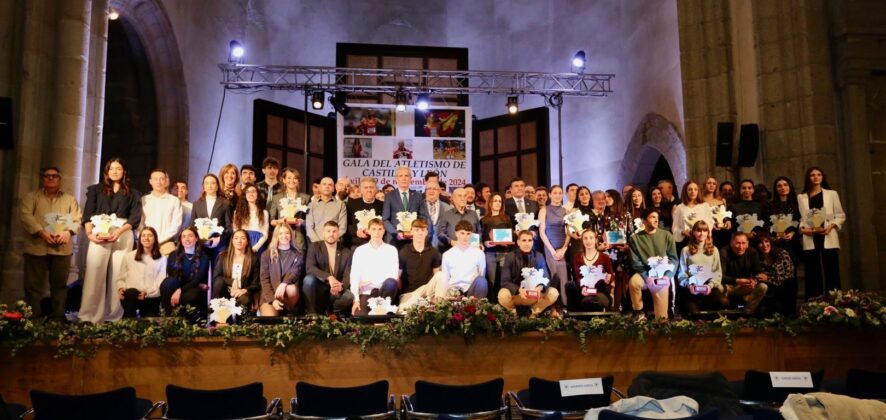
1, 290, 884, 359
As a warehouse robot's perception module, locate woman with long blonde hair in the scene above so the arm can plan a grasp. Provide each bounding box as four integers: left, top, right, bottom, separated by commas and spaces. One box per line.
259, 224, 303, 315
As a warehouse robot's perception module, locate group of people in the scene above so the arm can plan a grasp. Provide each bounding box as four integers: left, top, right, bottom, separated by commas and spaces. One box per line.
20, 155, 845, 323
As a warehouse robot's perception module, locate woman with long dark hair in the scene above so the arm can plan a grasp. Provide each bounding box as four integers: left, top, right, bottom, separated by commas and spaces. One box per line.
80, 158, 142, 323
648, 186, 672, 232
566, 186, 594, 282
731, 179, 770, 238
755, 233, 796, 316
233, 184, 269, 256
703, 176, 732, 249
539, 185, 570, 306
671, 180, 713, 253
601, 189, 634, 311
116, 226, 166, 318
160, 227, 211, 319
212, 229, 261, 311
481, 193, 514, 302
190, 173, 233, 264
798, 167, 845, 298
769, 176, 801, 262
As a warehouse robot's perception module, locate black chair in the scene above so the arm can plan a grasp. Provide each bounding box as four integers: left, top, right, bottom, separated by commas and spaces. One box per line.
0, 394, 26, 420
508, 376, 619, 419
598, 409, 720, 419
833, 368, 886, 400
160, 382, 280, 419
24, 387, 158, 420
402, 378, 507, 419
627, 371, 742, 417
289, 380, 396, 419
740, 370, 824, 405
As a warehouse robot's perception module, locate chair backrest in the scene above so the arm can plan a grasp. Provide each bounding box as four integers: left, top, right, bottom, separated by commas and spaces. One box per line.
295, 380, 389, 417
627, 371, 741, 417
30, 387, 139, 420
598, 409, 719, 420
846, 368, 886, 400
742, 370, 824, 403
527, 376, 614, 411
165, 382, 265, 419
413, 378, 503, 414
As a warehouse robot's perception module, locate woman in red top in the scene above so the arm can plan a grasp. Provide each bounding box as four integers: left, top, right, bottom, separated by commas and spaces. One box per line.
567, 229, 614, 312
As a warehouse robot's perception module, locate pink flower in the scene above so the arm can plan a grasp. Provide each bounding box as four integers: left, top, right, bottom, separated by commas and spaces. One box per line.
824, 306, 838, 315
486, 313, 497, 321
465, 305, 477, 314
452, 312, 464, 322
2, 311, 22, 321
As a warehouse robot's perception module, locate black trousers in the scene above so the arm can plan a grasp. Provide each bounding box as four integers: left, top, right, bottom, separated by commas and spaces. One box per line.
565, 281, 610, 312
121, 288, 161, 318
677, 285, 729, 316
160, 277, 208, 319
803, 248, 840, 299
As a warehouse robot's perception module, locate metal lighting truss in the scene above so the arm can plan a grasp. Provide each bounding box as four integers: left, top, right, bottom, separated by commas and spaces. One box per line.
219, 64, 614, 97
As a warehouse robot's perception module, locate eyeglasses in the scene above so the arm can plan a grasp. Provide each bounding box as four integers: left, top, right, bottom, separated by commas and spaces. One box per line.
43, 174, 61, 179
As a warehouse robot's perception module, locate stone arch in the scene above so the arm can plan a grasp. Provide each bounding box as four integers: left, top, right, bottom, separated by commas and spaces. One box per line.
618, 113, 687, 191
109, 0, 188, 181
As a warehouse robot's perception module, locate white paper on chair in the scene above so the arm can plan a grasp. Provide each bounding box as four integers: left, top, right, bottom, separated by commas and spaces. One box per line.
519, 267, 549, 290
44, 213, 77, 234
89, 214, 125, 235
735, 213, 764, 234
193, 217, 224, 240
396, 211, 417, 232
514, 212, 539, 232
279, 197, 308, 219
579, 265, 608, 290
769, 372, 813, 388
559, 378, 604, 396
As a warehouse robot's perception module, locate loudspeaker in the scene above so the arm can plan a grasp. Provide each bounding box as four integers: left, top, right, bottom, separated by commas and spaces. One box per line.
737, 124, 759, 167
0, 97, 11, 150
715, 122, 734, 167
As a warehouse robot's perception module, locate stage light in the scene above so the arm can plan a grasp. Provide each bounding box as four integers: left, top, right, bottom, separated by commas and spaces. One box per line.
330, 93, 350, 115
507, 96, 519, 114
416, 93, 430, 111
311, 91, 324, 110
572, 50, 586, 71
228, 40, 245, 64
395, 91, 408, 112
108, 9, 119, 20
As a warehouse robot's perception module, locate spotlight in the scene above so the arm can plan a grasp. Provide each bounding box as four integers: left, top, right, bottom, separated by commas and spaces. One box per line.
416, 93, 430, 111
507, 96, 519, 114
311, 91, 324, 110
395, 91, 408, 112
571, 50, 586, 72
330, 93, 350, 115
228, 40, 245, 64
108, 9, 119, 20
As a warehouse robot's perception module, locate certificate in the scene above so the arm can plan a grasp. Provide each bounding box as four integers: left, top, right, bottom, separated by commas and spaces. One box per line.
605, 230, 626, 245
492, 229, 513, 243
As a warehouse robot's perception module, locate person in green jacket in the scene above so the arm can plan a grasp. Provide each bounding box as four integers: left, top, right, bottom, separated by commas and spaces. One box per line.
628, 208, 678, 320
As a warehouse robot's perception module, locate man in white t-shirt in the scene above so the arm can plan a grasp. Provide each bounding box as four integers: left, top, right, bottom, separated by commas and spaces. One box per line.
141, 169, 183, 252
349, 218, 400, 315
438, 220, 488, 298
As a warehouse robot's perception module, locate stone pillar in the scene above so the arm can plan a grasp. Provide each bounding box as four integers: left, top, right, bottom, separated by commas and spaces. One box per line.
83, 0, 108, 193
48, 0, 92, 199
838, 76, 879, 290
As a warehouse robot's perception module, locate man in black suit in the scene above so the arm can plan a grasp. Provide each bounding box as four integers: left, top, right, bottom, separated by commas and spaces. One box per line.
382, 166, 429, 248
504, 177, 540, 227
301, 220, 354, 315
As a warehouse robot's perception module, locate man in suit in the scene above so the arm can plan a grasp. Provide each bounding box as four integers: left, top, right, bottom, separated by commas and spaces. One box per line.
504, 177, 540, 227
423, 180, 451, 249
302, 221, 354, 315
435, 187, 481, 251
382, 166, 429, 248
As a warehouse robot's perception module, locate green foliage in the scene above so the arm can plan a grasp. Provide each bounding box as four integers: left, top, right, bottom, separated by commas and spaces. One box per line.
1, 292, 883, 359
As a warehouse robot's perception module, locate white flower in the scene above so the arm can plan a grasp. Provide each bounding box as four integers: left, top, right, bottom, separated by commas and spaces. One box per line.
845, 308, 857, 318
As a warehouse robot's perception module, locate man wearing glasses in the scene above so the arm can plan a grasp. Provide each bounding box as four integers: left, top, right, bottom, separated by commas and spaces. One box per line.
19, 167, 82, 321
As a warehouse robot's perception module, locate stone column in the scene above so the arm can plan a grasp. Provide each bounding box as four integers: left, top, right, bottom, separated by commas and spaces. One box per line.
82, 0, 108, 193
48, 0, 92, 200
838, 75, 879, 290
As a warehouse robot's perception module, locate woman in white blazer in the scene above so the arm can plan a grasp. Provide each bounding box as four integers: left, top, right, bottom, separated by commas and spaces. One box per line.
797, 167, 845, 298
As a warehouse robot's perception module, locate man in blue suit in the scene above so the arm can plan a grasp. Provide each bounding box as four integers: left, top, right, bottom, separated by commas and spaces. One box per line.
382, 166, 429, 248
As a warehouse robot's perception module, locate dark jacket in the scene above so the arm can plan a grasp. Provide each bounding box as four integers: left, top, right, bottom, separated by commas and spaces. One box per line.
260, 248, 303, 304
504, 196, 540, 227
212, 253, 261, 297
83, 184, 142, 228
719, 246, 761, 286
500, 249, 552, 294
191, 196, 234, 237
305, 240, 353, 289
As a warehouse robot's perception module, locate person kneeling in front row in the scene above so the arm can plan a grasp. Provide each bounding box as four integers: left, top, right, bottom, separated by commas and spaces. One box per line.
302, 221, 354, 315
259, 224, 303, 316
397, 219, 444, 313
437, 220, 488, 298
628, 208, 678, 320
350, 218, 400, 315
498, 230, 559, 316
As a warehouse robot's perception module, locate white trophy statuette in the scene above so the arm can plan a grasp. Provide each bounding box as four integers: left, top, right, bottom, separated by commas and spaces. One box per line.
355, 209, 382, 230
770, 214, 799, 235
735, 213, 764, 234
89, 214, 125, 235
520, 267, 550, 298
279, 197, 308, 219
564, 211, 590, 234
579, 265, 608, 294
209, 298, 243, 324
193, 217, 224, 240
44, 213, 76, 235
396, 211, 418, 232
367, 296, 398, 315
711, 205, 732, 226
514, 212, 539, 232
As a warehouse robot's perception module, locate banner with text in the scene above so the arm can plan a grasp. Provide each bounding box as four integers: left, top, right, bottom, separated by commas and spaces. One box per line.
337, 104, 472, 191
